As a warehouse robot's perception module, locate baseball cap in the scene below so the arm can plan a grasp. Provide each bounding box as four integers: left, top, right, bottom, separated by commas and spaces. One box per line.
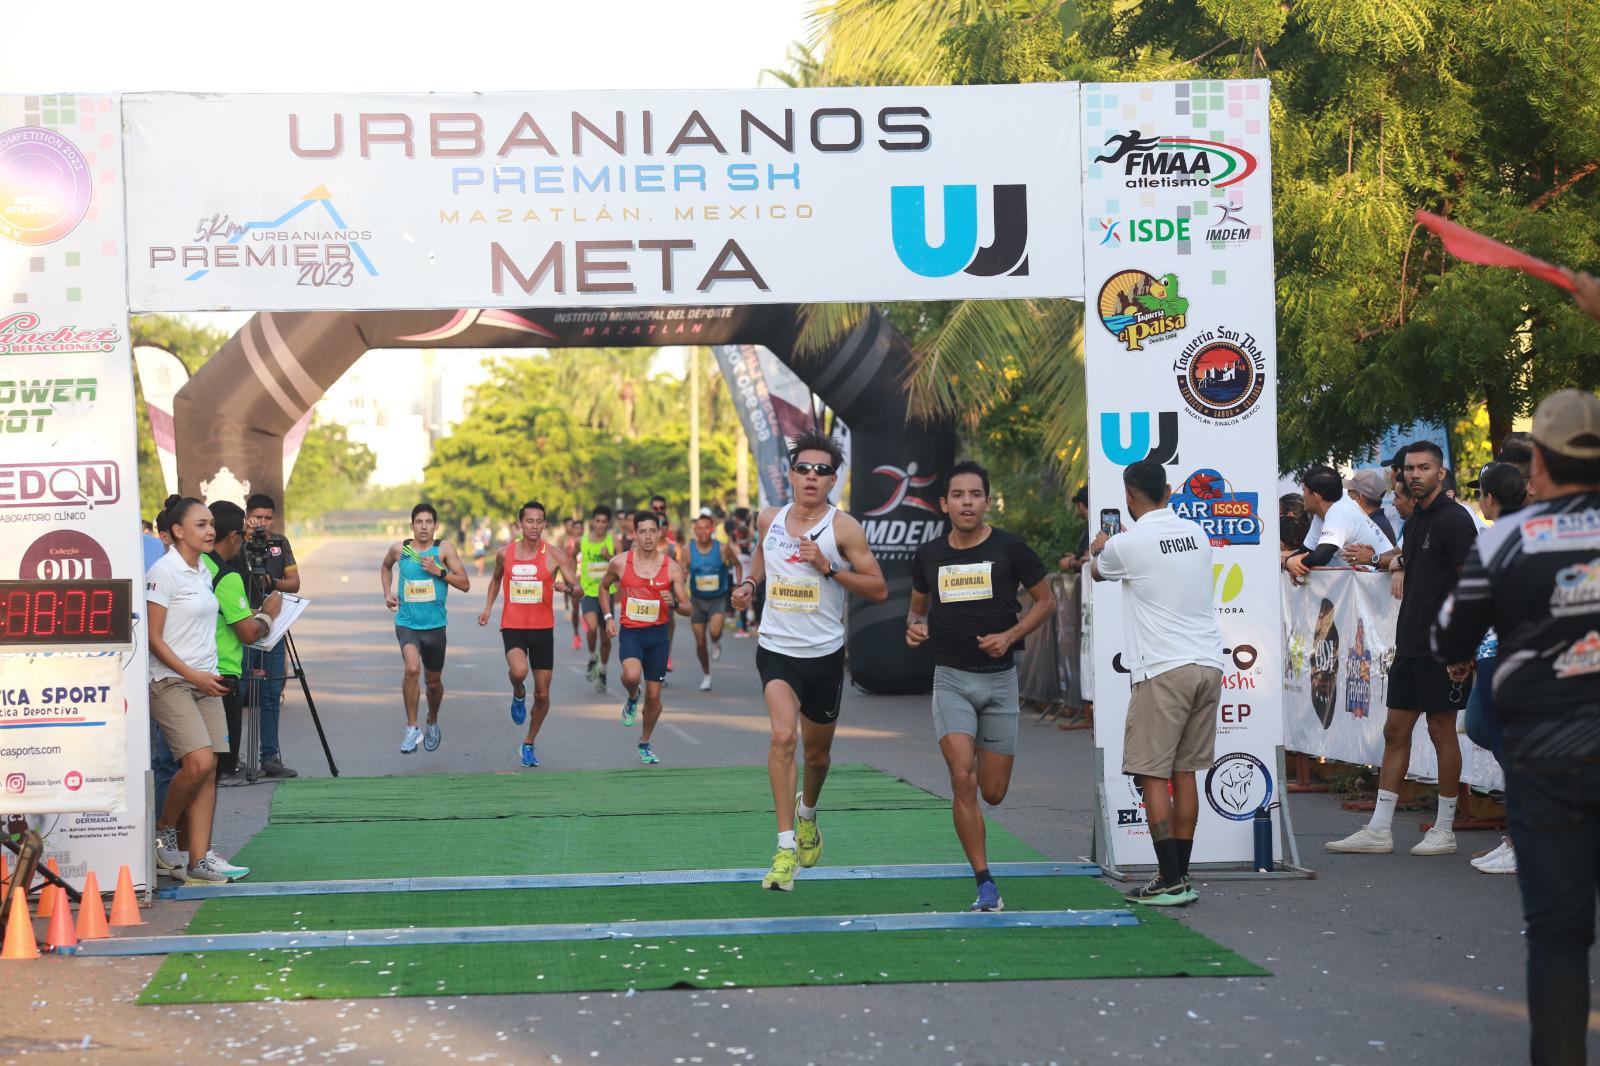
1343, 468, 1389, 502
1532, 389, 1600, 460
697, 507, 716, 519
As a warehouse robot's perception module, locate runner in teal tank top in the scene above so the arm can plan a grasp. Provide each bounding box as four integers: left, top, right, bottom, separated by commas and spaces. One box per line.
381, 503, 470, 755
687, 509, 742, 691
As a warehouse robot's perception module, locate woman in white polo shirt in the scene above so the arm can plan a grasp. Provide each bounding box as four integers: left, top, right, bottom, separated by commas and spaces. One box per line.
146, 495, 268, 884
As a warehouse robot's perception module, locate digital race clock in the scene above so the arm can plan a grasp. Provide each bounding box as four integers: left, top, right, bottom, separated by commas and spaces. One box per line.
0, 579, 134, 649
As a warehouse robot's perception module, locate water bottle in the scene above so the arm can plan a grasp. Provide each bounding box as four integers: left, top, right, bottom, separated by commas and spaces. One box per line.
1253, 804, 1274, 873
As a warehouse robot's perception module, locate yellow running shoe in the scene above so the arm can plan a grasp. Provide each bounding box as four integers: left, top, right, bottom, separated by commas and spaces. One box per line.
794, 792, 823, 868
762, 848, 798, 891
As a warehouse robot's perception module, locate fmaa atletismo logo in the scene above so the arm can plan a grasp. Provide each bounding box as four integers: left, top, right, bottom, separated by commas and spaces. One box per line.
1094, 130, 1257, 190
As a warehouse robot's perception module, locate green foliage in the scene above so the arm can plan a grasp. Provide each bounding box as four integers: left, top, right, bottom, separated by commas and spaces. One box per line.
284, 421, 378, 519
422, 350, 741, 533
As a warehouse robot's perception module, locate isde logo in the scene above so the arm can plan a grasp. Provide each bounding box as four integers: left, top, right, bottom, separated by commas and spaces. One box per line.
1099, 411, 1179, 466
890, 184, 1029, 278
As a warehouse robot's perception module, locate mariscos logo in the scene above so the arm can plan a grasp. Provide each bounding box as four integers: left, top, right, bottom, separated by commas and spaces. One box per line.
890, 184, 1029, 279
1171, 469, 1261, 547
0, 313, 121, 356
1093, 130, 1257, 190
0, 127, 93, 246
0, 460, 120, 510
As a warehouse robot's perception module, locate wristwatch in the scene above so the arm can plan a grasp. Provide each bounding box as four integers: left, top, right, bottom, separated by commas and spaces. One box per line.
821, 560, 836, 580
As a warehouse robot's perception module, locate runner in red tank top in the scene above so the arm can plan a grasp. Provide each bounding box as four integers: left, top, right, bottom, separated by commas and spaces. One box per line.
478, 501, 577, 767
599, 510, 691, 765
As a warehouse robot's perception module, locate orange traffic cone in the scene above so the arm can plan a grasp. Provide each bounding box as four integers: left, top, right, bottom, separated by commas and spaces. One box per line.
44, 889, 77, 955
1, 894, 38, 960
36, 860, 60, 918
76, 872, 109, 941
108, 864, 142, 927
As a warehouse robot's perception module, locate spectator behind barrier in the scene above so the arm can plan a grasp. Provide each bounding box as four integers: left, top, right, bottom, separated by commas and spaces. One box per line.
1285, 467, 1394, 581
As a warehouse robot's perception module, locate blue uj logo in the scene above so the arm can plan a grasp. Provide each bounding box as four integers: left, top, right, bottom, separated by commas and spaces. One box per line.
890, 184, 1029, 278
1099, 411, 1179, 466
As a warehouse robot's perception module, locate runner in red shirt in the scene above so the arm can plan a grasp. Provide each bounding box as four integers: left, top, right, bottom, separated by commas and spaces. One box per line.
478, 501, 578, 767
599, 510, 691, 765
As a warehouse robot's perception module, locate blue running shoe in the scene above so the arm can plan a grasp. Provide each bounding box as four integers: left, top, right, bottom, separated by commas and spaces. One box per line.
621, 693, 639, 727
970, 880, 1004, 912
520, 743, 539, 767
510, 693, 527, 726
423, 719, 442, 752
638, 742, 660, 765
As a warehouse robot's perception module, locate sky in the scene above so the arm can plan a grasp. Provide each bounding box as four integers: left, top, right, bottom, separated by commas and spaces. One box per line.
1, 0, 813, 94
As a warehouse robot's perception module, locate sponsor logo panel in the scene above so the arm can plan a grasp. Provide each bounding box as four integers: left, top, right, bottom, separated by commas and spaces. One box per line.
1098, 269, 1188, 351
890, 184, 1028, 279
1171, 468, 1262, 547
1205, 752, 1273, 820
0, 127, 93, 246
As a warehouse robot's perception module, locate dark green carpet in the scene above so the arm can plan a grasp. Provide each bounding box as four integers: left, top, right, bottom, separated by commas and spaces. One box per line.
141, 764, 1267, 1003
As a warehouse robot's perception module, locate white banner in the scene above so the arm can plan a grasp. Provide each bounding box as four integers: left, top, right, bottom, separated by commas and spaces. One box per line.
1281, 570, 1503, 790
0, 94, 152, 892
123, 87, 1085, 312
1082, 80, 1284, 868
0, 656, 126, 811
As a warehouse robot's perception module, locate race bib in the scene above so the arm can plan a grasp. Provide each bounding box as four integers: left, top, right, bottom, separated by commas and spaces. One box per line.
769, 574, 821, 612
403, 579, 436, 603
509, 578, 544, 604
625, 597, 661, 623
694, 573, 722, 593
588, 561, 610, 580
938, 562, 994, 603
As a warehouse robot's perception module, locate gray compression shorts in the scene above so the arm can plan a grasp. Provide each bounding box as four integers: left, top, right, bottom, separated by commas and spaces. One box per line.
931, 665, 1020, 756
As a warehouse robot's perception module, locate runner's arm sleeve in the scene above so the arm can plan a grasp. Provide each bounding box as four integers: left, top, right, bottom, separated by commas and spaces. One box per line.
1302, 542, 1342, 567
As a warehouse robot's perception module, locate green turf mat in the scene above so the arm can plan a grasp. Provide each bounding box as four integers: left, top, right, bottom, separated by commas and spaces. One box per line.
139, 921, 1265, 1004
267, 763, 945, 824
182, 876, 1119, 934
229, 808, 1043, 881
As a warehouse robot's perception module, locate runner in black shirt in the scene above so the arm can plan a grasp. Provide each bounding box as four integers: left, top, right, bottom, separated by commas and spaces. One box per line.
907, 461, 1053, 912
1327, 440, 1478, 858
1433, 389, 1600, 1066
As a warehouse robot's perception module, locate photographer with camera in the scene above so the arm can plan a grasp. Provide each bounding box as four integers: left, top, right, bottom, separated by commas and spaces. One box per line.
243, 493, 300, 778
207, 502, 284, 781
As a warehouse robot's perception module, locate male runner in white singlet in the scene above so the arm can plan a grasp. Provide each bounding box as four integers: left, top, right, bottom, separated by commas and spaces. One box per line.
731, 431, 887, 891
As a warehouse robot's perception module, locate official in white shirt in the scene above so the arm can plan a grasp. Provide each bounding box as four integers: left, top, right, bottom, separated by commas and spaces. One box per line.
1286, 467, 1395, 579
1090, 459, 1225, 907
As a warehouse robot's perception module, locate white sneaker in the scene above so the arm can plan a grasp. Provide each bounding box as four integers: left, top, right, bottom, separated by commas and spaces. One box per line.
155, 826, 187, 871
1324, 826, 1394, 853
1475, 845, 1517, 874
710, 641, 722, 662
699, 675, 713, 691
1471, 838, 1511, 869
204, 851, 251, 880
184, 855, 233, 884
400, 725, 422, 754
1411, 826, 1457, 855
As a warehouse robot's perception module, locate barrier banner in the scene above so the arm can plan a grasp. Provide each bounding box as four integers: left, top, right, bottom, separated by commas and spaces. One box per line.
123, 87, 1084, 312
1281, 570, 1503, 790
1082, 80, 1285, 868
0, 94, 152, 891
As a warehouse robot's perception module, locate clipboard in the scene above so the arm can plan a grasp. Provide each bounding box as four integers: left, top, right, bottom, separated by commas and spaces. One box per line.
247, 593, 308, 651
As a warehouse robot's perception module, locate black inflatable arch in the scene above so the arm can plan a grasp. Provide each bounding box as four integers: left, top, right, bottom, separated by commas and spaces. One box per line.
174, 305, 956, 694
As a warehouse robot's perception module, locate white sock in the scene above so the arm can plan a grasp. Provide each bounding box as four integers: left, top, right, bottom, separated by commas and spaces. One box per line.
797, 798, 817, 820
1369, 789, 1399, 833
777, 830, 796, 850
1435, 794, 1458, 833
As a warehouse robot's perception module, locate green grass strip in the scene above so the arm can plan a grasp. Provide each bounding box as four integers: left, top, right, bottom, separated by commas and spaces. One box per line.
266, 763, 945, 824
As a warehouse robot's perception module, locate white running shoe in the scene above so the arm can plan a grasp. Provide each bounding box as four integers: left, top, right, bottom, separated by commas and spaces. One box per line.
710, 640, 722, 662
400, 725, 422, 754
154, 825, 188, 872
1324, 826, 1394, 853
184, 855, 234, 884
1475, 845, 1517, 874
1411, 826, 1457, 856
204, 851, 251, 880
699, 675, 713, 691
1471, 838, 1511, 869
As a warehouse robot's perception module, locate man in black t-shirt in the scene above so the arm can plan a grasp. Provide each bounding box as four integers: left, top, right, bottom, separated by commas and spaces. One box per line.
1327, 441, 1478, 858
243, 494, 301, 778
908, 460, 1054, 912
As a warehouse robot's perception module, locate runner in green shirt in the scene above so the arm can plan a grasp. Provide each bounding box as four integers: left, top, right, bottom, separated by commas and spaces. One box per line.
578, 505, 617, 694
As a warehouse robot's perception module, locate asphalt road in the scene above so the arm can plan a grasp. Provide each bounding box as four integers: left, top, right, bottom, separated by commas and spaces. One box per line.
10, 536, 1586, 1066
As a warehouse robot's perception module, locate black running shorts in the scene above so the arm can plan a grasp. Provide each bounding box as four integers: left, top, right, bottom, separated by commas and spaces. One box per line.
1387, 654, 1471, 715
501, 627, 554, 671
757, 646, 846, 725
395, 625, 447, 673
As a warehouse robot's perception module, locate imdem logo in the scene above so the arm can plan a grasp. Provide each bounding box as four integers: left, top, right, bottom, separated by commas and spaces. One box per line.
890, 184, 1029, 278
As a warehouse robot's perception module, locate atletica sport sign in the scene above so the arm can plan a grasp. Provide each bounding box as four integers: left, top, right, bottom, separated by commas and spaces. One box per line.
0, 81, 1289, 891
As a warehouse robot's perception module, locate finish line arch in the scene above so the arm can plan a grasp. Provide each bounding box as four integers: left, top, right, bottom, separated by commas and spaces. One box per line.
173, 304, 956, 695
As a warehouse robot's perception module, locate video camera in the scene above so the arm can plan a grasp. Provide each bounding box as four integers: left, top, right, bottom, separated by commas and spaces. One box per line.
242, 527, 287, 592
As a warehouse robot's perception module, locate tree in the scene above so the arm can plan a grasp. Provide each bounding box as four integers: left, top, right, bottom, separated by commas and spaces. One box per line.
283, 421, 378, 519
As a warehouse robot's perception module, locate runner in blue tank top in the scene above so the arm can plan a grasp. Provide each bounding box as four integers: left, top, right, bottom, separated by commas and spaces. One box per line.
381, 503, 470, 755
687, 508, 742, 691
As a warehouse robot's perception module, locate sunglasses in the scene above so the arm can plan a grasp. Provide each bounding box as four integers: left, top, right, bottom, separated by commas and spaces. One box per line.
791, 462, 837, 477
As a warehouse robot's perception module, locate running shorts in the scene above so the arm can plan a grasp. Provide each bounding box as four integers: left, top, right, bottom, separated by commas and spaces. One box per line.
619, 622, 671, 683
395, 625, 447, 673
1387, 655, 1471, 715
149, 676, 228, 759
581, 595, 604, 619
501, 627, 554, 671
757, 646, 846, 725
690, 596, 724, 625
931, 665, 1020, 755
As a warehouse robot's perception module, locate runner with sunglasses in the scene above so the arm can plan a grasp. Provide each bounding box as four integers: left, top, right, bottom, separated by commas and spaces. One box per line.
732, 431, 888, 891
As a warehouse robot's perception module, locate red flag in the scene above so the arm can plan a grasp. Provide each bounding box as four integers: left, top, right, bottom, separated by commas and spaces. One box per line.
1415, 210, 1576, 293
